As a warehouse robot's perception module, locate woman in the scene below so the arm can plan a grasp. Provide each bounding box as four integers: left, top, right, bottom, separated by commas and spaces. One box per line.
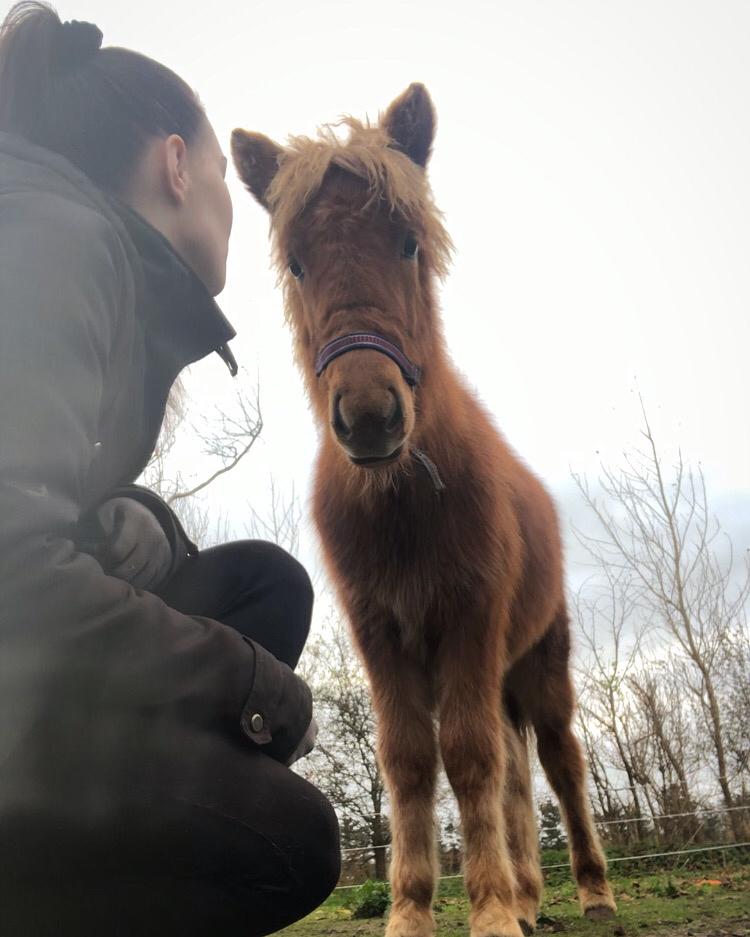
0, 3, 339, 934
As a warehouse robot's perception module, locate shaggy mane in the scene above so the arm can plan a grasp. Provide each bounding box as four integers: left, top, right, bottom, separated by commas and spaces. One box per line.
266, 117, 453, 281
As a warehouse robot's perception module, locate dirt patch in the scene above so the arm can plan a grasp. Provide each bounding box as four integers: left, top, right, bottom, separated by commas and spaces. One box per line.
534, 915, 750, 937
648, 923, 749, 937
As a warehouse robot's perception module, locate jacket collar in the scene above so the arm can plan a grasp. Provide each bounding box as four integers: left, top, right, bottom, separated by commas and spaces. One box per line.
108, 198, 238, 376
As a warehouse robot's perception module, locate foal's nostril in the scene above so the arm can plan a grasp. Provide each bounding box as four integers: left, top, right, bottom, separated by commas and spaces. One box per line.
333, 394, 352, 441
385, 389, 404, 434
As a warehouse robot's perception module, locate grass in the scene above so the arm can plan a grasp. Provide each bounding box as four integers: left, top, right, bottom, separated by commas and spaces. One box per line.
278, 865, 750, 937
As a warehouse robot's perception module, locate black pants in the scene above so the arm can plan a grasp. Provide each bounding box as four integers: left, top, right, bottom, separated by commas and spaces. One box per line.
0, 541, 340, 937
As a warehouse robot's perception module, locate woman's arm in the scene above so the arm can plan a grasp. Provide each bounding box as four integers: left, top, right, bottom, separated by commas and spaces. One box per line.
0, 194, 311, 762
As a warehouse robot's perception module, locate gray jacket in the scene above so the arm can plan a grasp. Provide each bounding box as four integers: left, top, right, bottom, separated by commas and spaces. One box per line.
0, 132, 311, 767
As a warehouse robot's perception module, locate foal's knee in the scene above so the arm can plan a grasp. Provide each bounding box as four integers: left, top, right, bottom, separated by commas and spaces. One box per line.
379, 742, 436, 801
439, 719, 502, 795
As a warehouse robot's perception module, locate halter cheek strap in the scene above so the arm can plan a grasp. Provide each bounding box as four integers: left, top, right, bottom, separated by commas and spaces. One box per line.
314, 332, 422, 387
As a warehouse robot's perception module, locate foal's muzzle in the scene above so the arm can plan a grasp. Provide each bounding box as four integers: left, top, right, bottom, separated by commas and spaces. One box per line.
318, 331, 420, 468
333, 389, 406, 465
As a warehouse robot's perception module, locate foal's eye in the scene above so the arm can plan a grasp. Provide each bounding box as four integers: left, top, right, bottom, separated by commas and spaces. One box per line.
288, 257, 305, 280
402, 234, 419, 260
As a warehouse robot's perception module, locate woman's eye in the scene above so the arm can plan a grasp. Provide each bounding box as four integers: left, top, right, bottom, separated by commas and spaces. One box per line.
402, 234, 419, 260
289, 257, 304, 280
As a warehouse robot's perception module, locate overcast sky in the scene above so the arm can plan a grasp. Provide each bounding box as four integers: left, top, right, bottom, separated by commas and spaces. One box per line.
48, 0, 750, 596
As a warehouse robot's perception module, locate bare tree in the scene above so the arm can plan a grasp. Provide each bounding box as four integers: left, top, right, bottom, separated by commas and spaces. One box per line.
719, 617, 750, 828
139, 376, 263, 545
626, 660, 704, 839
572, 408, 750, 839
574, 565, 653, 841
245, 478, 301, 559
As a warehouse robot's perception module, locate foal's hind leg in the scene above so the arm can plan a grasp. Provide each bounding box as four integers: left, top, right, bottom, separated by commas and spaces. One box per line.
513, 616, 616, 920
535, 715, 615, 918
502, 711, 543, 934
438, 617, 523, 937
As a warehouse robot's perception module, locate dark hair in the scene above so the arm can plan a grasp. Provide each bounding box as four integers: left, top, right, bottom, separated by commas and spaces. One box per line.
0, 2, 206, 194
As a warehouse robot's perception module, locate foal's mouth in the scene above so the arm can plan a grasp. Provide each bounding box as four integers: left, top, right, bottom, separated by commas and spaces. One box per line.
349, 445, 404, 468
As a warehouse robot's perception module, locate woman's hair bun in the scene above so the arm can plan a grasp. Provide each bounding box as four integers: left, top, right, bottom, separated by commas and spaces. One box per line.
0, 2, 203, 194
52, 19, 102, 74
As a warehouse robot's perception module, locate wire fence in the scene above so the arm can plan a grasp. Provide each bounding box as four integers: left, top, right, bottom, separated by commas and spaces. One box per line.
596, 803, 750, 828
339, 803, 750, 856
334, 839, 750, 892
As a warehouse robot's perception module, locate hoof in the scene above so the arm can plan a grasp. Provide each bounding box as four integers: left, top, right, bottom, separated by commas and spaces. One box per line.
385, 906, 435, 937
470, 898, 525, 937
471, 921, 525, 936
580, 882, 617, 921
515, 894, 539, 934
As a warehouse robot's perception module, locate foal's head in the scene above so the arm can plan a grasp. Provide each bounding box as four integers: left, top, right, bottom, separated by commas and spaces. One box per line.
232, 84, 452, 474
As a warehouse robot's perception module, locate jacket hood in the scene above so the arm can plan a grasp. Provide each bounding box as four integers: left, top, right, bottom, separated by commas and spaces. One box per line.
0, 131, 238, 376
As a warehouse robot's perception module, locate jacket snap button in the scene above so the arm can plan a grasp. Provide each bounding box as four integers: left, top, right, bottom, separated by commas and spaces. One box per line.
250, 713, 264, 733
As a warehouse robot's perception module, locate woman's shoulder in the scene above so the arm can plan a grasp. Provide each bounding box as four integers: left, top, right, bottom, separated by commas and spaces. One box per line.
1, 186, 120, 249
1, 188, 136, 312
0, 133, 134, 284
0, 192, 134, 330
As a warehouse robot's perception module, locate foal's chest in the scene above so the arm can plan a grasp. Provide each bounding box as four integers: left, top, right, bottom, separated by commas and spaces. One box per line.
324, 476, 492, 652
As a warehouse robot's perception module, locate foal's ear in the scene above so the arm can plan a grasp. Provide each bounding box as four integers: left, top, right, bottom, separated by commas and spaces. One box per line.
381, 83, 436, 168
231, 129, 284, 209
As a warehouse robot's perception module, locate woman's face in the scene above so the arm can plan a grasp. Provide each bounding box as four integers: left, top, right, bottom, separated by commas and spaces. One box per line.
179, 119, 233, 296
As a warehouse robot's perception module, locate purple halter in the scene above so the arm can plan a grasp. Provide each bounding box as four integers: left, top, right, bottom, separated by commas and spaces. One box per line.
314, 332, 422, 387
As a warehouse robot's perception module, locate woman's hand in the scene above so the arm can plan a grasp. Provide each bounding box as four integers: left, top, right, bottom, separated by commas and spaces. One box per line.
96, 497, 173, 590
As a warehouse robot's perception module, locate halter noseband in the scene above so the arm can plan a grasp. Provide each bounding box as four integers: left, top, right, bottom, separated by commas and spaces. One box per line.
314, 331, 445, 493
314, 332, 422, 387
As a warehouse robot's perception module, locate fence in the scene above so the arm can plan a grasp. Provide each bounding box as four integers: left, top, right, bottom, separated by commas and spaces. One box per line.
335, 840, 750, 892
336, 804, 750, 889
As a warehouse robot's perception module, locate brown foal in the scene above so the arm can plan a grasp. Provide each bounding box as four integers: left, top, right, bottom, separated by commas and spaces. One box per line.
232, 84, 616, 937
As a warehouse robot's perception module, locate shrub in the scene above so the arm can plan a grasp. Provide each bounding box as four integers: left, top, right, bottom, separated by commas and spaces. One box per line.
351, 879, 391, 919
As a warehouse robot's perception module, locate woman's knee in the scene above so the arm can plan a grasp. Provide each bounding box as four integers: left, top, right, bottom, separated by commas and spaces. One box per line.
219, 540, 314, 666
278, 548, 314, 633
236, 781, 340, 928
249, 541, 314, 625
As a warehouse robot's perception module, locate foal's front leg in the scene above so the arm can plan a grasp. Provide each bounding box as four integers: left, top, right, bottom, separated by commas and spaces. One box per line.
358, 626, 439, 937
438, 618, 523, 937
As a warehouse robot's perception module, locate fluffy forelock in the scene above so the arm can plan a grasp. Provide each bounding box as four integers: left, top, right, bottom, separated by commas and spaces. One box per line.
265, 117, 453, 281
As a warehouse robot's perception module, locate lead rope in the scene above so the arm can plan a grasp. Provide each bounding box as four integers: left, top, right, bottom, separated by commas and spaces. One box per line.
411, 448, 446, 494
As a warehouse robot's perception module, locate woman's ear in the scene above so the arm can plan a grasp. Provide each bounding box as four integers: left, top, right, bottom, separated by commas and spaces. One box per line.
162, 133, 190, 204
231, 129, 284, 210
